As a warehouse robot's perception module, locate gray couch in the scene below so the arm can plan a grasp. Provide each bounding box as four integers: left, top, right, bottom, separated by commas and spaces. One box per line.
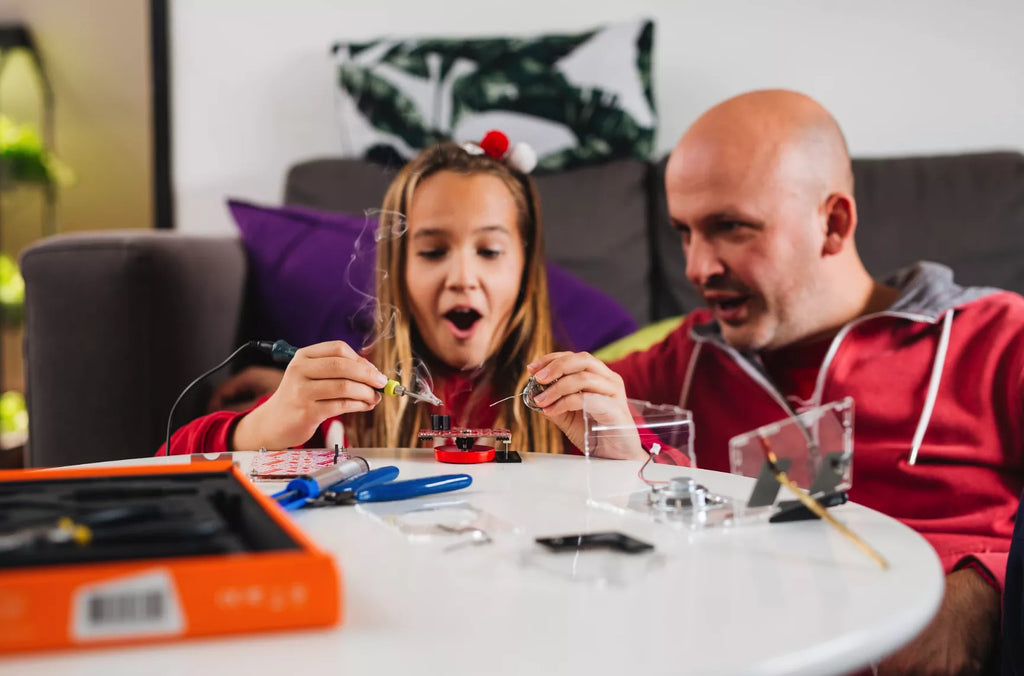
19, 151, 1024, 468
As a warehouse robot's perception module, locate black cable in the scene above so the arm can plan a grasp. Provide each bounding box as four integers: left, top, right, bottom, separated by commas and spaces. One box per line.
164, 341, 260, 457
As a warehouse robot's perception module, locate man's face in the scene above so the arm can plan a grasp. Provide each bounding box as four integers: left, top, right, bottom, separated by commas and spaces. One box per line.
666, 143, 825, 352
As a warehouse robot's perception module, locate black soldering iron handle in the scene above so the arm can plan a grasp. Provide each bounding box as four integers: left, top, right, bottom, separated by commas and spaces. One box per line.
254, 340, 297, 363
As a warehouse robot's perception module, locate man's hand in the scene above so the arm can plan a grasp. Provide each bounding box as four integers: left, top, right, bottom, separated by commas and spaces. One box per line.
876, 567, 1000, 675
527, 352, 646, 460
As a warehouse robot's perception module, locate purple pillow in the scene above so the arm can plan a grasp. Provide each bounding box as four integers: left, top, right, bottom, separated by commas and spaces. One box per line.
229, 199, 637, 353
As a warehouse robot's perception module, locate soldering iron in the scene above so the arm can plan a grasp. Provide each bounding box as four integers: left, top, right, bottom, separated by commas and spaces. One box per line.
253, 339, 443, 406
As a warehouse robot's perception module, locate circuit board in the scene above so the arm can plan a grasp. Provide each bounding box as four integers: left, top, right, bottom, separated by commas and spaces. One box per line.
417, 428, 512, 441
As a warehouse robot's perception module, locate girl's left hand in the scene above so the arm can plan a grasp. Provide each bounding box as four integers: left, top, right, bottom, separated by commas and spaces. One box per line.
527, 352, 647, 460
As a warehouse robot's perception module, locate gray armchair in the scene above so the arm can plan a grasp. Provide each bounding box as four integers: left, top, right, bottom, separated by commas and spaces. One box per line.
21, 233, 246, 467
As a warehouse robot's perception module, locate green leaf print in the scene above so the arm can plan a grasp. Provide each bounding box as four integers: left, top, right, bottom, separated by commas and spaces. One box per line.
339, 63, 443, 149
332, 20, 656, 166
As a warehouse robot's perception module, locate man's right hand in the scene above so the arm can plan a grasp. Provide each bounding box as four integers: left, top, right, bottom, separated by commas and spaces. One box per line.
527, 351, 646, 460
875, 567, 999, 675
231, 341, 388, 451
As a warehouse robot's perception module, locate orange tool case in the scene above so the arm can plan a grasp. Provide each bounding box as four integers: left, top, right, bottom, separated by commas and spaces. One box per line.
0, 461, 341, 654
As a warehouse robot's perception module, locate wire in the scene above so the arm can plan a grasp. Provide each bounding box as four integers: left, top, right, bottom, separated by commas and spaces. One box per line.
637, 443, 668, 486
163, 341, 259, 457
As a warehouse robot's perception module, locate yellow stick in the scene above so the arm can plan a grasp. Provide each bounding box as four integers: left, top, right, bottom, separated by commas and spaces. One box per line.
764, 446, 889, 570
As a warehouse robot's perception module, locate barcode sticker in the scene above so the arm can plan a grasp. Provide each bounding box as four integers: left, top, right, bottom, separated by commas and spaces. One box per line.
72, 569, 184, 641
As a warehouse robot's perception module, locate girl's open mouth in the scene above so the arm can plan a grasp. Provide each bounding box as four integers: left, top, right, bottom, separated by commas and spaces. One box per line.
444, 308, 482, 337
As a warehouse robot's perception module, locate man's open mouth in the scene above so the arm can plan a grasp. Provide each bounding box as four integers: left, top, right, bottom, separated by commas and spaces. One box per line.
711, 296, 748, 311
444, 308, 482, 331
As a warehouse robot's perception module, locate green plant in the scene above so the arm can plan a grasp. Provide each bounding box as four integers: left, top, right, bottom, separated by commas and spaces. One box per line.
0, 114, 73, 186
0, 252, 24, 326
0, 390, 26, 436
0, 114, 73, 437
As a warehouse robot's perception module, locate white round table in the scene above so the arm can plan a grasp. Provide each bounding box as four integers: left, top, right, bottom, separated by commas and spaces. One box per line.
0, 449, 943, 676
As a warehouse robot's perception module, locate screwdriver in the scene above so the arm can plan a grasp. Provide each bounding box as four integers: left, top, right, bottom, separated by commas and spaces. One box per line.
255, 339, 443, 406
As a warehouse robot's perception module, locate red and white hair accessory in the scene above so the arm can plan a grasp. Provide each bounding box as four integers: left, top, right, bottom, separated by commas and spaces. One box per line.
460, 130, 538, 174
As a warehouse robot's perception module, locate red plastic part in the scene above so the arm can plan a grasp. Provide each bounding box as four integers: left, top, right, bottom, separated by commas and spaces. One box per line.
479, 130, 510, 159
434, 443, 495, 464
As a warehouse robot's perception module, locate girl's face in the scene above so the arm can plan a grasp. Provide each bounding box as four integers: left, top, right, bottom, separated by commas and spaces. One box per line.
404, 170, 526, 370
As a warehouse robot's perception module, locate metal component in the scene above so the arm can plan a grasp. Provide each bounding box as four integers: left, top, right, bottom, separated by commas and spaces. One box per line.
395, 385, 442, 407
522, 376, 546, 411
307, 490, 358, 507
307, 457, 370, 491
648, 477, 724, 514
438, 524, 492, 552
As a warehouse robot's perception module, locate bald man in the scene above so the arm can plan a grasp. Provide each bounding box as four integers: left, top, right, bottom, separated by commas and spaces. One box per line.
531, 90, 1020, 673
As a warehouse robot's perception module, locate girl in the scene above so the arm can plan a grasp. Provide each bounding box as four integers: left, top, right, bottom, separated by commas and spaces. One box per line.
160, 134, 566, 455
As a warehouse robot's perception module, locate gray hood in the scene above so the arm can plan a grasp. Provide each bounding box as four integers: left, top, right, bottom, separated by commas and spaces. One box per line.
885, 261, 1000, 319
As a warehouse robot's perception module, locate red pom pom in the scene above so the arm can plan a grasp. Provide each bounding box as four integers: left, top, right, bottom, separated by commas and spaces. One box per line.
479, 130, 510, 159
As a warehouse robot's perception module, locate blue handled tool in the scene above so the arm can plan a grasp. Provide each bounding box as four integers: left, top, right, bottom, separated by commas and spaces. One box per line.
329, 466, 400, 493
311, 473, 472, 506
357, 474, 472, 502
272, 457, 370, 510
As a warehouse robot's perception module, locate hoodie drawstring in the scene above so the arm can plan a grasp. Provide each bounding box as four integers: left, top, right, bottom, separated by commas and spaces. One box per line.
679, 342, 703, 410
908, 309, 954, 465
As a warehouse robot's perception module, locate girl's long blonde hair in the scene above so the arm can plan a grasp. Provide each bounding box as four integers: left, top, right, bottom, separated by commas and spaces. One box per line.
350, 142, 563, 454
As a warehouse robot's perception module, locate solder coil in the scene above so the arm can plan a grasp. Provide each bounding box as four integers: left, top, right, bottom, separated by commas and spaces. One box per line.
522, 376, 547, 411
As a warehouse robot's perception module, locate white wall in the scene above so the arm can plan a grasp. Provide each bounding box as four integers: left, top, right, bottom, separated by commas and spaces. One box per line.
171, 0, 1024, 234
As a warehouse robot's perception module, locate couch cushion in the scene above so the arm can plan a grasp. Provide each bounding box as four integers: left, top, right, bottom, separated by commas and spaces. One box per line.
648, 151, 1024, 317
852, 152, 1024, 293
284, 157, 653, 323
229, 199, 637, 353
648, 156, 698, 318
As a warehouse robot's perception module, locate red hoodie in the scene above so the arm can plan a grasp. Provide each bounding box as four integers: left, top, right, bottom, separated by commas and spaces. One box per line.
610, 263, 1024, 589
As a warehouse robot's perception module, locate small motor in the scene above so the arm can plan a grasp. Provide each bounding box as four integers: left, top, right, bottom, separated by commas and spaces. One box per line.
648, 477, 714, 513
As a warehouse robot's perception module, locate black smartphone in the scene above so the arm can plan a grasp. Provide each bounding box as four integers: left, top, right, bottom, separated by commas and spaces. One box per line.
535, 531, 654, 554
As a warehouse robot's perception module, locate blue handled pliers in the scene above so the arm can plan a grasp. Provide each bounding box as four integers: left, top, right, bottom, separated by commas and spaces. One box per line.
302, 466, 472, 508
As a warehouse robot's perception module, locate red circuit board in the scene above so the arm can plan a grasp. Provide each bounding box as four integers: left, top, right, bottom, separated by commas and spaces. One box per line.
418, 428, 512, 441
249, 448, 349, 479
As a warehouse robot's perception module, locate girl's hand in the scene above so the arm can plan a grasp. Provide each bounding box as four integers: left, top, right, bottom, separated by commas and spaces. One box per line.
208, 365, 285, 412
527, 352, 646, 460
231, 341, 389, 451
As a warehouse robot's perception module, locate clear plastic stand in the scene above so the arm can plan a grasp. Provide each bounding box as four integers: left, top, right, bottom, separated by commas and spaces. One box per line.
582, 395, 694, 464
589, 398, 855, 530
584, 397, 729, 529
728, 397, 854, 507
356, 494, 517, 548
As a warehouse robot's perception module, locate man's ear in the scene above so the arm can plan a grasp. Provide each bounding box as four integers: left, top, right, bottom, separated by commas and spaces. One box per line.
822, 193, 856, 256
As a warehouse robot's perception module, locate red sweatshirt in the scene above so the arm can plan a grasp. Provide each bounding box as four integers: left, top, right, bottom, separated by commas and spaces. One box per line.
610, 263, 1024, 589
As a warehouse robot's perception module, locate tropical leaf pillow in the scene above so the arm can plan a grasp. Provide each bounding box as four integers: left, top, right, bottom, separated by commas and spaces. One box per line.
331, 19, 655, 171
